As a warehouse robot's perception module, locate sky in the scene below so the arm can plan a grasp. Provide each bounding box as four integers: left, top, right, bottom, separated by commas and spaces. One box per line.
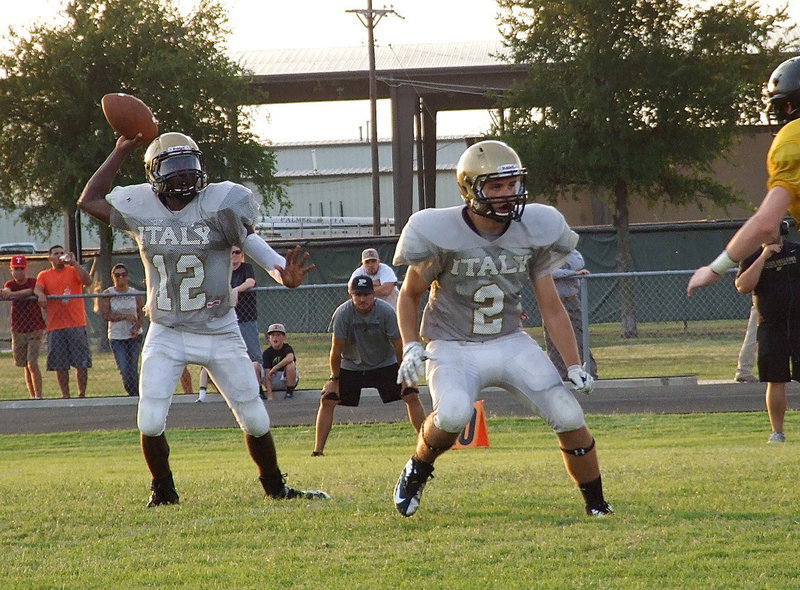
2, 0, 799, 143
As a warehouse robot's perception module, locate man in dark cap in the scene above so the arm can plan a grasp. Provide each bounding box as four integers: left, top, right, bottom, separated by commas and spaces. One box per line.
311, 275, 425, 456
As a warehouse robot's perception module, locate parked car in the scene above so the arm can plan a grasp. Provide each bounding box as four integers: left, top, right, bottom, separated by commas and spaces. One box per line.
0, 242, 37, 254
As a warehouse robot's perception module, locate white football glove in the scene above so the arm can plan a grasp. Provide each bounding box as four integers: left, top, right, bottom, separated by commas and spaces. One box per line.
567, 364, 594, 395
397, 341, 431, 385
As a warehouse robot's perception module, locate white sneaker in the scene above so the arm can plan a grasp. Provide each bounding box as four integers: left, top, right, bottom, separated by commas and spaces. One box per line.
734, 374, 758, 383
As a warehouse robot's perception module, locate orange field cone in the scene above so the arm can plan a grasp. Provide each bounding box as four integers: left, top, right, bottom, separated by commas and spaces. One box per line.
452, 400, 490, 449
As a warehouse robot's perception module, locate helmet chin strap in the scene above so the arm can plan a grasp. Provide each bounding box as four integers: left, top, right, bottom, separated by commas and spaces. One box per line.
471, 195, 525, 223
154, 187, 199, 211
472, 204, 515, 223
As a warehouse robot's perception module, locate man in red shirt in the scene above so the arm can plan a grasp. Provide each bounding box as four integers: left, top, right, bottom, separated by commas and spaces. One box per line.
1, 255, 46, 399
34, 245, 93, 399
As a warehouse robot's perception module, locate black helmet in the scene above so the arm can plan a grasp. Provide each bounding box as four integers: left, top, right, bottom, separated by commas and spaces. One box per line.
766, 56, 800, 124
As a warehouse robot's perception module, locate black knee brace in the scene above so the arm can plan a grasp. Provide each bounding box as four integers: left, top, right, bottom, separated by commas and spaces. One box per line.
560, 437, 595, 456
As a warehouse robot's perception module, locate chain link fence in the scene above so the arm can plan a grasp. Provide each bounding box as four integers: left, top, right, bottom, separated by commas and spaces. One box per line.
0, 270, 751, 400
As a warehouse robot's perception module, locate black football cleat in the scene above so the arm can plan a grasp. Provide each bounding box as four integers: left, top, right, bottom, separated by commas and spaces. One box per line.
586, 501, 614, 517
394, 457, 434, 517
147, 473, 179, 508
272, 485, 331, 500
260, 473, 330, 500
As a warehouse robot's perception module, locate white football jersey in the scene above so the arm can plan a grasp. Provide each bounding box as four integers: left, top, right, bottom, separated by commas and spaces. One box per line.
107, 181, 259, 334
394, 204, 578, 342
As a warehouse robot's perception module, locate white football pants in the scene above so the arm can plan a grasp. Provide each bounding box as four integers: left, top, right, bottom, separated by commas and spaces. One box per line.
425, 331, 586, 434
138, 322, 269, 437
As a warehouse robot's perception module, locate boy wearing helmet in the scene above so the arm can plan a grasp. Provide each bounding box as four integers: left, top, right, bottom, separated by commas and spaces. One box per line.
78, 132, 329, 506
392, 139, 612, 518
689, 56, 800, 295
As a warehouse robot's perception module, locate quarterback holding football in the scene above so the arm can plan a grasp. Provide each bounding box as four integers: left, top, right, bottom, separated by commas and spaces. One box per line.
392, 140, 613, 518
79, 131, 329, 506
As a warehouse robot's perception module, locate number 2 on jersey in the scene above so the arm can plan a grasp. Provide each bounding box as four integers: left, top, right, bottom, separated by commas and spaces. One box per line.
472, 283, 504, 335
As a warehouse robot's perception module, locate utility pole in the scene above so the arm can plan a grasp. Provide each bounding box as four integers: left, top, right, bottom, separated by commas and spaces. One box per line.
346, 2, 401, 235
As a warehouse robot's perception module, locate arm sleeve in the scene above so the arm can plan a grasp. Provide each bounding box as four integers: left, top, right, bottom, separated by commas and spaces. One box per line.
242, 234, 286, 284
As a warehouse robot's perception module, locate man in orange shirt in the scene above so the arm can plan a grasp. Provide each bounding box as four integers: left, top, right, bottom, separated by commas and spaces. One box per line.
34, 245, 93, 398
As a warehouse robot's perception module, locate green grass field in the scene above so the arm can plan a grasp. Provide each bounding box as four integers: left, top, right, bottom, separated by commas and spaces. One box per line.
0, 320, 748, 401
1, 412, 798, 589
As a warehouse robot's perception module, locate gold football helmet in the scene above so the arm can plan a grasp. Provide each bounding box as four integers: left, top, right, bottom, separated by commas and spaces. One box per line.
456, 140, 527, 222
144, 132, 208, 200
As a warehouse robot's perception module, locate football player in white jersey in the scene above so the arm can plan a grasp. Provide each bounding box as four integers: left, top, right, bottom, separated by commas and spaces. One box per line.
392, 140, 612, 518
79, 132, 329, 506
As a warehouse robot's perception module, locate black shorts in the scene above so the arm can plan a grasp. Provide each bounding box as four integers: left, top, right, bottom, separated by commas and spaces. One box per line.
47, 326, 92, 371
757, 324, 800, 383
325, 364, 403, 407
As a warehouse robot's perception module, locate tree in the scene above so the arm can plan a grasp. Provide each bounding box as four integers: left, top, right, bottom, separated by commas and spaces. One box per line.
0, 0, 286, 288
494, 0, 793, 337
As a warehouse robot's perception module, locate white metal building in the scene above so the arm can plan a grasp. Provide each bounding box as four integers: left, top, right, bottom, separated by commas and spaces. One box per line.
264, 135, 470, 218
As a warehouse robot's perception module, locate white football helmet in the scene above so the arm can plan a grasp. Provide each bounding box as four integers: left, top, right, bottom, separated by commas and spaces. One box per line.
144, 132, 208, 201
456, 140, 527, 222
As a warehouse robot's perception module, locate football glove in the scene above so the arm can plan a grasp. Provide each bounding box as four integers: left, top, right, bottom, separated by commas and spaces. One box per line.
567, 364, 594, 395
397, 341, 430, 385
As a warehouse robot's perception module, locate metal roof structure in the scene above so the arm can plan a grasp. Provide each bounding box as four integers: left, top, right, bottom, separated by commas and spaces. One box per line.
232, 41, 529, 231
233, 41, 507, 77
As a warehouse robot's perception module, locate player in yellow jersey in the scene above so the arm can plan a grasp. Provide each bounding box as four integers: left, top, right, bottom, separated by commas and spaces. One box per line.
688, 56, 800, 295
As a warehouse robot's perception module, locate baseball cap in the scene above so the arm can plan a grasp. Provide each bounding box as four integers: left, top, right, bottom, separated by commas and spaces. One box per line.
267, 323, 286, 334
349, 275, 374, 294
10, 255, 27, 269
361, 248, 379, 262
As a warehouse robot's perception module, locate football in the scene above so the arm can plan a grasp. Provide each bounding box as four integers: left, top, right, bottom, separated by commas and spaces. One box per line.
101, 93, 158, 143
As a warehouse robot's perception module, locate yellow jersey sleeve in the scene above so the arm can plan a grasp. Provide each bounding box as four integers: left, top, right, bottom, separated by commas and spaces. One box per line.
767, 119, 800, 221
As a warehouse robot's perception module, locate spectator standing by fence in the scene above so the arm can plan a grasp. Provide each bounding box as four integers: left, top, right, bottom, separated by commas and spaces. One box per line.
1, 255, 46, 399
543, 249, 598, 380
229, 246, 261, 361
197, 247, 262, 402
349, 248, 399, 308
99, 263, 145, 397
735, 227, 800, 443
34, 246, 92, 399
